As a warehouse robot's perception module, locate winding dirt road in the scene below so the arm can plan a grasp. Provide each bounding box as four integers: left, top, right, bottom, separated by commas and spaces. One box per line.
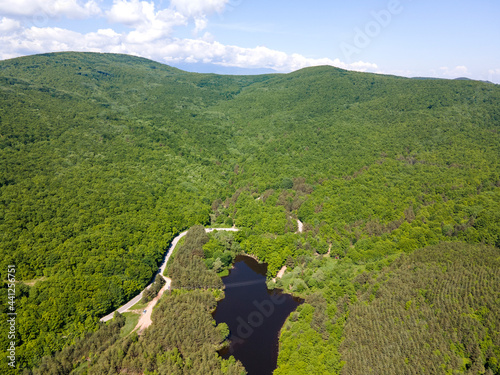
272, 265, 287, 283
297, 219, 304, 233
134, 278, 171, 333
100, 227, 239, 325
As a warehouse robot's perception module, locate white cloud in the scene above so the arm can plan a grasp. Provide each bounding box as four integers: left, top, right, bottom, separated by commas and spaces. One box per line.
85, 29, 123, 49
146, 39, 378, 73
107, 0, 186, 43
0, 0, 379, 77
0, 0, 101, 19
169, 0, 230, 35
344, 60, 379, 72
0, 1, 497, 84
22, 27, 85, 52
5, 0, 378, 75
0, 17, 22, 34
0, 23, 379, 74
170, 0, 229, 18
107, 0, 229, 36
194, 17, 208, 34
439, 65, 469, 78
1, 26, 123, 56
489, 68, 500, 75
107, 0, 154, 27
488, 68, 500, 82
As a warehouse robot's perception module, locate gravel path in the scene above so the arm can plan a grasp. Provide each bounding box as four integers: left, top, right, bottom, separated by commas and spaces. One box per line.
100, 227, 239, 324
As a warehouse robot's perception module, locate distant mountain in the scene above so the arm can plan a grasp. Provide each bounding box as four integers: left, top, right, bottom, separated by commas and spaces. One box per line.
454, 76, 495, 84
412, 75, 495, 84
411, 76, 442, 80
171, 61, 278, 75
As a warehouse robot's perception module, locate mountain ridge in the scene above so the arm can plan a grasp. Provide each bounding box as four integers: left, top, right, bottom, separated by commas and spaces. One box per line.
1, 51, 499, 374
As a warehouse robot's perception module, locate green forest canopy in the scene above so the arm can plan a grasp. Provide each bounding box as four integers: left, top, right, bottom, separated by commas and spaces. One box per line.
0, 52, 499, 374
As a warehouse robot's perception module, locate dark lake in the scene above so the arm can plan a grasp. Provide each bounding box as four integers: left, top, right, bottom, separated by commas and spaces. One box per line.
213, 255, 302, 375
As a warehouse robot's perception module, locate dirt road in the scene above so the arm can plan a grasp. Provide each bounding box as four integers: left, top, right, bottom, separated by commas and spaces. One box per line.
100, 227, 239, 333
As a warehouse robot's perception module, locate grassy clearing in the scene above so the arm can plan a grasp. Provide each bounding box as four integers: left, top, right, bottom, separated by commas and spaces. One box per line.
21, 277, 47, 286
130, 300, 149, 311
217, 269, 229, 277
121, 312, 141, 337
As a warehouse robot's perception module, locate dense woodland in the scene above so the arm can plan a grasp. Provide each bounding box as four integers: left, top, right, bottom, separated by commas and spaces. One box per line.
1, 52, 499, 374
168, 225, 223, 290
30, 227, 245, 375
341, 242, 500, 375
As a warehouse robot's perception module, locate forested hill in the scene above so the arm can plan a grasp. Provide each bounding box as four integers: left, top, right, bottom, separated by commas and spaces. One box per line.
1, 52, 499, 374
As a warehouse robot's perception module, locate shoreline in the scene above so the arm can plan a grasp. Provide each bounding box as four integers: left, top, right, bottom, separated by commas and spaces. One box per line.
100, 227, 239, 323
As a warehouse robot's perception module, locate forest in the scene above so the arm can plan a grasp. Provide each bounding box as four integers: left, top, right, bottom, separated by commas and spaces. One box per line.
31, 226, 246, 375
0, 52, 499, 374
340, 242, 500, 374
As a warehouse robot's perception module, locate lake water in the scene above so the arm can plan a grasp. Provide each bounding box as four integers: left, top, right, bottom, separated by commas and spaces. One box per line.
213, 255, 302, 375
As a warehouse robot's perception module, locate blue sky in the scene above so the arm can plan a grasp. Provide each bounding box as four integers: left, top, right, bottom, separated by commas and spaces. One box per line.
0, 0, 499, 82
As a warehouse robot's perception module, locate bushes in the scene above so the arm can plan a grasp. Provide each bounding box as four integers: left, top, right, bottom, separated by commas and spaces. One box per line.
141, 274, 166, 304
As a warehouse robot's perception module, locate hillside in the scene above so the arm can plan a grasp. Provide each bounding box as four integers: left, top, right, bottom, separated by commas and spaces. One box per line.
0, 52, 499, 374
340, 242, 500, 375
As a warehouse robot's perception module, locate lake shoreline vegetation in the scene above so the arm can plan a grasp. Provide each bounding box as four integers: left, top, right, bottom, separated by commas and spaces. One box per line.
1, 52, 499, 374
31, 226, 247, 374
